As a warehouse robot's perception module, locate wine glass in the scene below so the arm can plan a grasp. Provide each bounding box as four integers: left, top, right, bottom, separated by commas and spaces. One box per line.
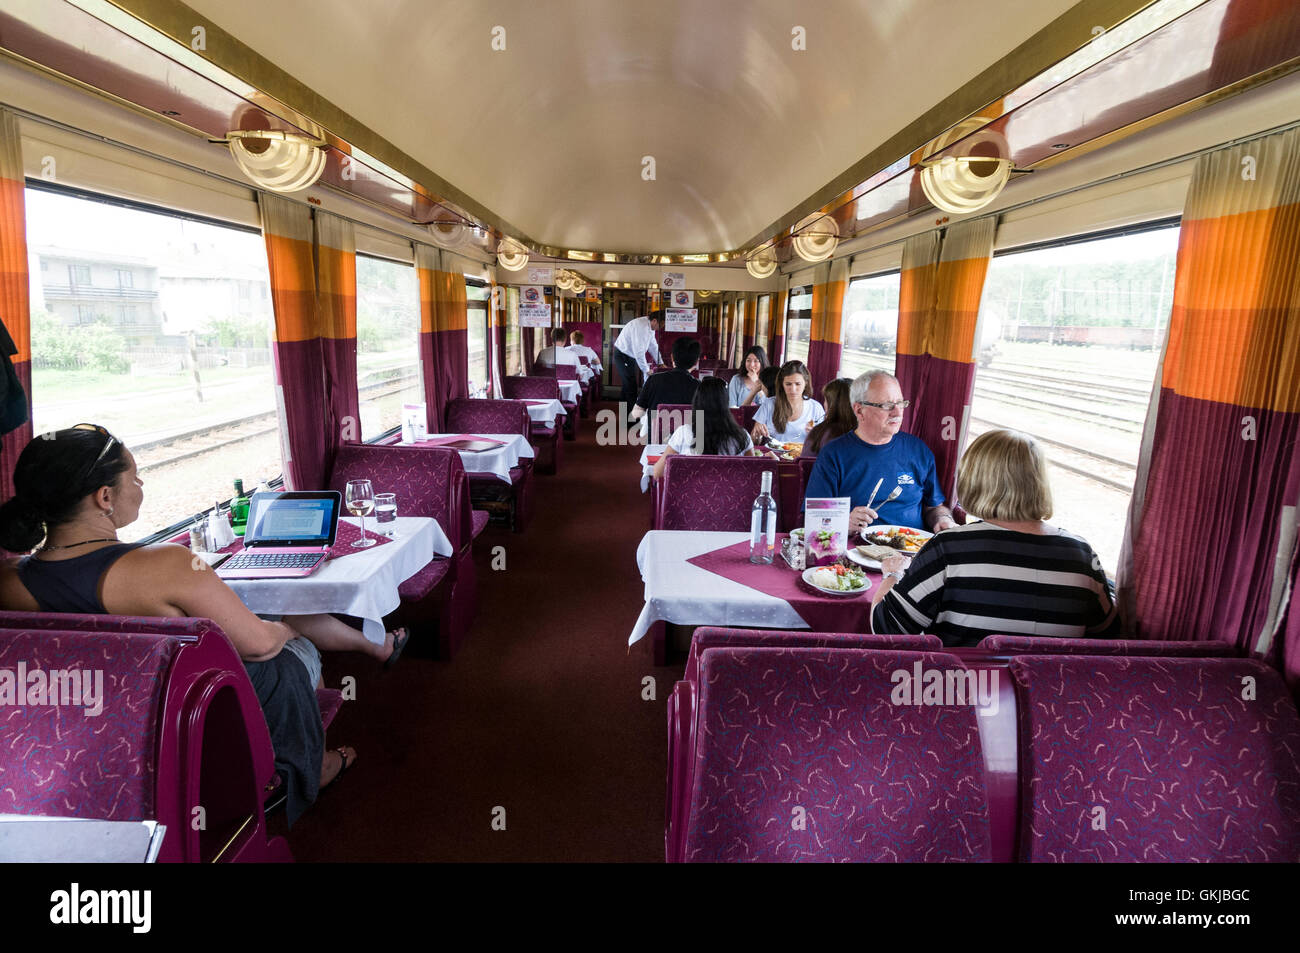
345, 479, 377, 548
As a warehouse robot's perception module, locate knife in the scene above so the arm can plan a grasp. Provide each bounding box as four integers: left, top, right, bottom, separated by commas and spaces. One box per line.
864, 477, 884, 512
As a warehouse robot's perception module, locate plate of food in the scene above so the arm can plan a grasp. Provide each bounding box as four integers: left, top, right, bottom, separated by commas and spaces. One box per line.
802, 563, 870, 596
849, 525, 933, 569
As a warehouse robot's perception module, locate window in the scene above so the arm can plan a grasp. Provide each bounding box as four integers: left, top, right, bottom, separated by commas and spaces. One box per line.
356, 254, 422, 441
839, 272, 901, 379
784, 286, 812, 366
116, 269, 133, 288
25, 186, 282, 541
966, 224, 1178, 574
466, 280, 490, 398
505, 286, 522, 376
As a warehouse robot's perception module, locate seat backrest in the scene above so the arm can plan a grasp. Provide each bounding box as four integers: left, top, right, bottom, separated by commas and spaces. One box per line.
659, 454, 782, 532
1012, 655, 1300, 862
0, 626, 181, 821
715, 368, 740, 384
979, 634, 1236, 656
502, 376, 561, 401
444, 398, 530, 439
329, 443, 471, 552
684, 647, 992, 862
653, 403, 693, 444
684, 626, 944, 683
729, 404, 759, 432
552, 364, 579, 382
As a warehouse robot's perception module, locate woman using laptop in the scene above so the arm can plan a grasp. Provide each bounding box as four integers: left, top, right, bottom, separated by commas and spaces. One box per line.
0, 425, 399, 823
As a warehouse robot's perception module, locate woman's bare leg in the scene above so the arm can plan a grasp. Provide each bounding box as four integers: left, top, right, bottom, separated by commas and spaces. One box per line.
285, 613, 392, 661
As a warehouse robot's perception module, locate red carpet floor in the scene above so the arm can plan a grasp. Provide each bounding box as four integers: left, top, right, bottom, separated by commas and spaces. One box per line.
275, 402, 683, 861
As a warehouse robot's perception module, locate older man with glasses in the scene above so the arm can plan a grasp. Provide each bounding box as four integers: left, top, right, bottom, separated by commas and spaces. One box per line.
803, 370, 957, 534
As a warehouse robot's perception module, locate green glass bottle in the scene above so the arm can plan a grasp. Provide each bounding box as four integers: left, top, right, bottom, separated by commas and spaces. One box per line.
231, 478, 250, 536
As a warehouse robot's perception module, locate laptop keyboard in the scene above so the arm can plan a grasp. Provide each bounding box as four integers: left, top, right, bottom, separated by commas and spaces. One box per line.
223, 552, 322, 570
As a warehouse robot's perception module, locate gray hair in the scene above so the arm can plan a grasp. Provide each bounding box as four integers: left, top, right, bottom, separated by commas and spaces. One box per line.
850, 371, 898, 406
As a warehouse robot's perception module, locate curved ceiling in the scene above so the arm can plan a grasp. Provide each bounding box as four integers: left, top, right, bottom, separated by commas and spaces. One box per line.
177, 0, 1080, 254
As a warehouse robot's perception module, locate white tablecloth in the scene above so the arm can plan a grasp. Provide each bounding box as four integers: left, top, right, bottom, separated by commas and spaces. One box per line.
630, 530, 807, 645
401, 433, 534, 483
559, 380, 582, 403
524, 399, 566, 427
638, 443, 667, 493
227, 517, 451, 645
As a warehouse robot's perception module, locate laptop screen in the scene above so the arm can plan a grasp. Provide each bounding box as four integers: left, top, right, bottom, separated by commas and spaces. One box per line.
244, 492, 341, 546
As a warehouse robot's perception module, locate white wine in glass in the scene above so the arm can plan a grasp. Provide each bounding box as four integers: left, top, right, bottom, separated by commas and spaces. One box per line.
345, 479, 377, 548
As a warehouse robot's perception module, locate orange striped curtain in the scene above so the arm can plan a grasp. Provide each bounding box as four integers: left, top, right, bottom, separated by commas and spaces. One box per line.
416, 244, 469, 431
769, 284, 788, 364
314, 211, 359, 450
488, 277, 506, 397
260, 194, 330, 490
895, 218, 995, 501
806, 258, 848, 389
0, 109, 31, 502
1120, 127, 1300, 665
741, 294, 757, 354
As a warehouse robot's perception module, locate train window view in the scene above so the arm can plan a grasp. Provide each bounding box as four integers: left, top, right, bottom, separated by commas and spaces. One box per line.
24, 186, 284, 541
967, 226, 1179, 571
355, 254, 421, 442
1, 0, 1299, 910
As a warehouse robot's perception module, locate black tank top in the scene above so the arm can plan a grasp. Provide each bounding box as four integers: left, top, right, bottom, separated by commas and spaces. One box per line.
17, 543, 145, 614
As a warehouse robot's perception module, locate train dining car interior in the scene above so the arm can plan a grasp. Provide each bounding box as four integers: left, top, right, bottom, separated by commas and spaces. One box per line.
0, 0, 1297, 924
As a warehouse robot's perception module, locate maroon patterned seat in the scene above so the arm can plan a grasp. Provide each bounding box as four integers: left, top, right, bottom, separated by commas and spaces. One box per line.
979, 635, 1236, 656
658, 455, 782, 531
328, 444, 477, 658
683, 627, 944, 683
0, 617, 291, 862
444, 398, 534, 532
730, 404, 759, 432
652, 403, 693, 444
1011, 655, 1300, 862
524, 370, 579, 439
679, 647, 992, 862
502, 376, 564, 473
715, 368, 739, 384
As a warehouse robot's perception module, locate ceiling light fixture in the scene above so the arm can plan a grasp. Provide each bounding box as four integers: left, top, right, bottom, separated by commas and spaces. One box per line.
427, 202, 471, 249
497, 237, 529, 272
226, 129, 327, 193
745, 246, 779, 279
919, 119, 1014, 214
791, 213, 839, 263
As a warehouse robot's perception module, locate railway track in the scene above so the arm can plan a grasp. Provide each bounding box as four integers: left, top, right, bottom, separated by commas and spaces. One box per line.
133, 376, 414, 474
968, 417, 1136, 492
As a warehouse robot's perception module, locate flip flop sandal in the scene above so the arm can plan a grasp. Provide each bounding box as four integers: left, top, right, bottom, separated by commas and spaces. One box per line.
321, 747, 355, 791
383, 627, 411, 670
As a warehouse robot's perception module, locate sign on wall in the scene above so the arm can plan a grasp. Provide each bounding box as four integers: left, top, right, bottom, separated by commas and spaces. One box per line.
519, 304, 552, 327
526, 265, 555, 284
660, 272, 685, 290
664, 308, 698, 332
669, 289, 694, 308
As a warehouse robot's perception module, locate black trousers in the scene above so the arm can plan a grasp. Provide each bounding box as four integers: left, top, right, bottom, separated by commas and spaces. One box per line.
614, 348, 642, 411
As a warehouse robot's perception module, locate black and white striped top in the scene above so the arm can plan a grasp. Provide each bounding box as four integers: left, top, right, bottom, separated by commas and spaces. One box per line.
871, 522, 1120, 647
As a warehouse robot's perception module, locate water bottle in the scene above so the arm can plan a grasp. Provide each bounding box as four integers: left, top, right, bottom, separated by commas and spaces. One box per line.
749, 470, 777, 564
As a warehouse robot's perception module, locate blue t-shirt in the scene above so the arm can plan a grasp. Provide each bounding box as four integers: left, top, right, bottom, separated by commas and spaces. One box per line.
803, 431, 943, 529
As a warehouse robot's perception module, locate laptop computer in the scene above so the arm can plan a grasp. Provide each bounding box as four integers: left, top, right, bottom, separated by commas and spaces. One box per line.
216, 490, 340, 580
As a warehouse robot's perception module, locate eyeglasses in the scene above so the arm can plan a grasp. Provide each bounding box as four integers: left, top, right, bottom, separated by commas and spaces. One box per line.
72, 423, 118, 485
857, 400, 910, 413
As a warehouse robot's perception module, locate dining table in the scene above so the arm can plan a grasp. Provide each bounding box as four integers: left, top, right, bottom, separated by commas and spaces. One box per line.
396, 432, 534, 483
557, 379, 582, 403
521, 398, 566, 428
630, 529, 880, 663
221, 516, 450, 645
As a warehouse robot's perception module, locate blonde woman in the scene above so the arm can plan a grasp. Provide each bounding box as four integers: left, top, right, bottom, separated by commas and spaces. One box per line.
871, 429, 1119, 647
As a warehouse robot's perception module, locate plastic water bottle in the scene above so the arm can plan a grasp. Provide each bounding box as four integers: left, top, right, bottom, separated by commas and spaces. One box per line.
749, 470, 777, 564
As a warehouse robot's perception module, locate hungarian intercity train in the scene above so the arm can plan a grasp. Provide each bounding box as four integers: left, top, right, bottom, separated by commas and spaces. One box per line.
0, 0, 1296, 919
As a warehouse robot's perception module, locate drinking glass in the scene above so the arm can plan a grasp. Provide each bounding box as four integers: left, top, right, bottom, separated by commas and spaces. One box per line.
374, 492, 397, 537
345, 479, 377, 548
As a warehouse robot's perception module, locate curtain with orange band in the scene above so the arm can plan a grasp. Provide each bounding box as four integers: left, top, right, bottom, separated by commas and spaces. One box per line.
807, 258, 848, 391
1119, 129, 1300, 664
260, 194, 329, 491
0, 109, 32, 502
489, 278, 506, 397
314, 212, 359, 452
895, 218, 994, 502
416, 244, 469, 432
740, 294, 756, 355
769, 283, 788, 365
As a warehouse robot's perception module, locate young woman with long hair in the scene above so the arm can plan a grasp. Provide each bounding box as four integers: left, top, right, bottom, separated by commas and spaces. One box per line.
728, 345, 768, 407
751, 360, 825, 444
652, 376, 754, 480
802, 377, 856, 456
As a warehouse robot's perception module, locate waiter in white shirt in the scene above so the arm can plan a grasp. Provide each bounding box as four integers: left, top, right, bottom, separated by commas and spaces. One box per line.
612, 311, 662, 410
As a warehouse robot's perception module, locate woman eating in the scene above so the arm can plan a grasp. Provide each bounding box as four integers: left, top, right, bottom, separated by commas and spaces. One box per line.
802, 377, 855, 456
652, 377, 754, 481
870, 428, 1120, 647
0, 425, 397, 823
751, 360, 825, 445
727, 346, 768, 408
